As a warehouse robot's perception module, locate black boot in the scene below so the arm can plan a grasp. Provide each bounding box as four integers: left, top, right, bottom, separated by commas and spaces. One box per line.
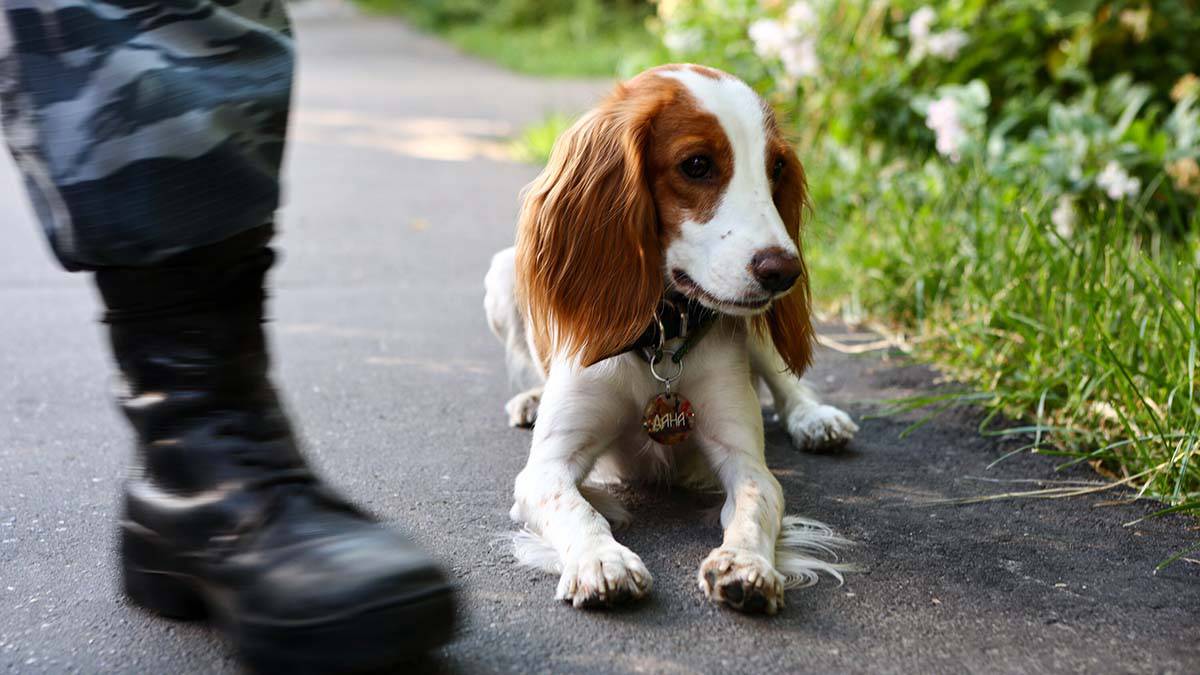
95, 228, 455, 673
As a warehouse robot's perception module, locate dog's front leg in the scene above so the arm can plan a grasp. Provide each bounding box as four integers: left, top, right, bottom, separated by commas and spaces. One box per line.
510, 370, 651, 608
696, 434, 789, 614
512, 441, 652, 608
694, 350, 848, 614
679, 344, 789, 614
749, 332, 858, 451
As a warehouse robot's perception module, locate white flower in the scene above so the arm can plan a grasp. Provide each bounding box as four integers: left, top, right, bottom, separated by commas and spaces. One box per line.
663, 27, 704, 54
1051, 195, 1076, 238
656, 0, 683, 22
749, 5, 821, 79
785, 2, 818, 32
926, 29, 969, 60
1096, 161, 1141, 201
908, 7, 936, 41
907, 7, 968, 62
780, 38, 820, 78
749, 19, 788, 59
925, 96, 967, 162
1119, 8, 1150, 42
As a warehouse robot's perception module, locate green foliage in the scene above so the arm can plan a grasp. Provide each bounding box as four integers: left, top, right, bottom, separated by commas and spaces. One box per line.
803, 154, 1200, 511
511, 113, 574, 163
649, 0, 1200, 220
382, 0, 646, 28
358, 0, 656, 76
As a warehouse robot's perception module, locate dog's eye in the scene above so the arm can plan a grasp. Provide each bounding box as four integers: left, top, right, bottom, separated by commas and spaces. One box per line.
680, 155, 713, 180
772, 157, 786, 182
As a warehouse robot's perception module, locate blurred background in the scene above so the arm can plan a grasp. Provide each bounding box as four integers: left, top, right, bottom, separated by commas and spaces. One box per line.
2, 0, 1198, 670
370, 0, 1200, 549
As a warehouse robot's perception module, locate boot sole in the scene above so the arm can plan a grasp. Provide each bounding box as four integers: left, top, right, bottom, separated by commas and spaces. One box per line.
121, 522, 456, 674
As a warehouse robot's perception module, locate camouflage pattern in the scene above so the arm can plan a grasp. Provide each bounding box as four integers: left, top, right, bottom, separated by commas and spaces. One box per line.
0, 0, 293, 270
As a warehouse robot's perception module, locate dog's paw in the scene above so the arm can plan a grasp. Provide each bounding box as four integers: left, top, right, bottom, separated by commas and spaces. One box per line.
699, 547, 786, 615
785, 404, 858, 452
556, 543, 652, 609
505, 388, 542, 428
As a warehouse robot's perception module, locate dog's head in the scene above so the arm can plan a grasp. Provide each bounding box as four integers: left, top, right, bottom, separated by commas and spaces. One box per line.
516, 64, 813, 374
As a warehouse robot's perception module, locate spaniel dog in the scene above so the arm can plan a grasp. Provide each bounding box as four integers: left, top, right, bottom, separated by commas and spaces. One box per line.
484, 64, 858, 614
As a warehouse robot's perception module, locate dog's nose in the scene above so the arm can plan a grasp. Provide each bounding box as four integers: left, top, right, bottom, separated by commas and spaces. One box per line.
750, 248, 802, 293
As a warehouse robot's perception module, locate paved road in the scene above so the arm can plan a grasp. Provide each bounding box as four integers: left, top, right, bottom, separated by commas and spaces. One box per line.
2, 7, 1198, 674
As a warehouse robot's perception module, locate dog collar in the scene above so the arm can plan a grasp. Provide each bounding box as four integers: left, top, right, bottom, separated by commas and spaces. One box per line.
619, 294, 719, 364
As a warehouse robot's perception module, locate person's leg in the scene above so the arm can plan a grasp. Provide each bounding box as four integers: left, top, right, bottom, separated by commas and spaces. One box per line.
1, 0, 292, 269
1, 2, 455, 669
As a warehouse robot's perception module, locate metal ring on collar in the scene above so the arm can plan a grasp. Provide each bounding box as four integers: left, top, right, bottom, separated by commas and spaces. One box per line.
652, 309, 667, 354
649, 348, 684, 383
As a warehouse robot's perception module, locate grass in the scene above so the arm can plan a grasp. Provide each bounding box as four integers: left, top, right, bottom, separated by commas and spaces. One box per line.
511, 114, 574, 162
803, 154, 1200, 527
353, 0, 654, 77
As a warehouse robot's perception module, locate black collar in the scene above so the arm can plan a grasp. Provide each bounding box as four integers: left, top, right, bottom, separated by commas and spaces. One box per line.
618, 294, 719, 363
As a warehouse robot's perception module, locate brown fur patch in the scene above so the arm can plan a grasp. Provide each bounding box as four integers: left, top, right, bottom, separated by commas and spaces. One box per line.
645, 63, 729, 81
515, 69, 739, 370
516, 75, 673, 369
687, 64, 727, 80
647, 85, 733, 229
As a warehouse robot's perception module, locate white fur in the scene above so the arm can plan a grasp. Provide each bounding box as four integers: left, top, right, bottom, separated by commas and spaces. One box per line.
484, 69, 859, 614
511, 483, 632, 575
511, 528, 561, 574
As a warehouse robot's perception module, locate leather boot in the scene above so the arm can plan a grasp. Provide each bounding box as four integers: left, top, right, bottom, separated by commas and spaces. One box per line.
95, 227, 455, 673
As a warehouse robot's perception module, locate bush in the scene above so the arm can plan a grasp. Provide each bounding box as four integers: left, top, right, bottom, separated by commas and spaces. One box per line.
649, 0, 1200, 226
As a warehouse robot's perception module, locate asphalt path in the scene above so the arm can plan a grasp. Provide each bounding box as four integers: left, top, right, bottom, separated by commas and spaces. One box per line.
2, 5, 1197, 674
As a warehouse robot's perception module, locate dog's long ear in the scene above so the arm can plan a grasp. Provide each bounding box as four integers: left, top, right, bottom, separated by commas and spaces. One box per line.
755, 147, 814, 375
515, 86, 663, 369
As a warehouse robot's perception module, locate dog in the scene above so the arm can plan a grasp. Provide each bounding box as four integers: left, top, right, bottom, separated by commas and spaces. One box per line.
484, 64, 858, 614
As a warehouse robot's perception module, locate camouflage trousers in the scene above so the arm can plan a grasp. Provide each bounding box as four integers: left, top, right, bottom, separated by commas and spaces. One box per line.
0, 0, 293, 270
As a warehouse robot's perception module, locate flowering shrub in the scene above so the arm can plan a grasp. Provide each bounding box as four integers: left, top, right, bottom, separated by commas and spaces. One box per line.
647, 0, 1200, 224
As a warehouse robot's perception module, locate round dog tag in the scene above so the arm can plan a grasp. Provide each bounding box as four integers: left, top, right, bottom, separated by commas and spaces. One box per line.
642, 392, 695, 445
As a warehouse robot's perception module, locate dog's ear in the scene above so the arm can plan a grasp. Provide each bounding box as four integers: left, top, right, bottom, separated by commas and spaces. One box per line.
754, 147, 814, 375
516, 86, 664, 369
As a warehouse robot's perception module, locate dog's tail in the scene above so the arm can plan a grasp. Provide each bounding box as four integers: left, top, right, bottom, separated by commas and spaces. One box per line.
775, 515, 856, 588
511, 528, 561, 574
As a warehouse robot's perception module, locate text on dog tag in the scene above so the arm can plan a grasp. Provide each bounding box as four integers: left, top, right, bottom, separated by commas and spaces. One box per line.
642, 392, 695, 445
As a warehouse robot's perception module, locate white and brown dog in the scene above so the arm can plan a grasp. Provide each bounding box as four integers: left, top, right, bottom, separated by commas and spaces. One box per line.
484, 64, 858, 614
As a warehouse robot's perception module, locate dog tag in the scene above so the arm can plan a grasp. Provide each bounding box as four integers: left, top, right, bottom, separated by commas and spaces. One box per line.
642, 392, 695, 445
